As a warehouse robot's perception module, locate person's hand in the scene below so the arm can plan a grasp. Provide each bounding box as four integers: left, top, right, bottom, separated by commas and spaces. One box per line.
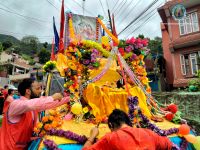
52, 93, 63, 101
89, 127, 99, 140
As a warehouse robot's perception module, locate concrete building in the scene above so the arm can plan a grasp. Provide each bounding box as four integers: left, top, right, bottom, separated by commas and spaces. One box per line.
158, 0, 200, 88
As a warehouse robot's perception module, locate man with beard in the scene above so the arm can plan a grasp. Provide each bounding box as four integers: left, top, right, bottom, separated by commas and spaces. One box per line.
0, 78, 69, 150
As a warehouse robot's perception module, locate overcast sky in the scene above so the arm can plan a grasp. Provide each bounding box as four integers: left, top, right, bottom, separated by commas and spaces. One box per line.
0, 0, 165, 43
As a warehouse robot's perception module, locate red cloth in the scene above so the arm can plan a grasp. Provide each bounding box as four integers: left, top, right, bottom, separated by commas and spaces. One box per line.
0, 105, 37, 150
2, 89, 8, 99
83, 126, 173, 150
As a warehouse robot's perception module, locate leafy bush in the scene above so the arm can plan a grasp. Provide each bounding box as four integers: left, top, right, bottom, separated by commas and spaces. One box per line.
188, 78, 200, 92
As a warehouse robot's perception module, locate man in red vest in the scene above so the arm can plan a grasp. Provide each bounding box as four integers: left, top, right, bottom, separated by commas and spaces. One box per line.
83, 109, 178, 150
0, 78, 69, 150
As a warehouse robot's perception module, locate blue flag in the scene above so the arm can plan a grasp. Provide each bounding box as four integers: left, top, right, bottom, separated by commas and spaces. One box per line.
53, 16, 59, 53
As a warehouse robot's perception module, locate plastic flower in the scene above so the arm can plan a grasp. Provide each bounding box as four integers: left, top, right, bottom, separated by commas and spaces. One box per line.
165, 112, 174, 121
126, 37, 136, 45
42, 116, 49, 123
141, 39, 148, 47
83, 59, 90, 65
64, 113, 73, 120
33, 127, 40, 133
125, 46, 133, 53
83, 107, 89, 114
48, 116, 54, 121
167, 104, 178, 114
68, 62, 77, 70
71, 103, 83, 115
118, 48, 125, 56
51, 121, 58, 128
37, 122, 43, 128
44, 124, 51, 131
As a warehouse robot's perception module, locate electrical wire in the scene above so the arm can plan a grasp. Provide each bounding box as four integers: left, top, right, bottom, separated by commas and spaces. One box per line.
118, 0, 159, 35
125, 2, 163, 38
116, 0, 140, 25
46, 0, 59, 11
98, 0, 107, 18
114, 0, 129, 17
113, 0, 126, 14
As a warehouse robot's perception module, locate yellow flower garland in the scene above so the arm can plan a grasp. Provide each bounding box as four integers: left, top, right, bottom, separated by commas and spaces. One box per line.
82, 40, 110, 57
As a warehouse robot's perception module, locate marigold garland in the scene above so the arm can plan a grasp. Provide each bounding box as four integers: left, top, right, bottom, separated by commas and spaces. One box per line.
68, 14, 75, 40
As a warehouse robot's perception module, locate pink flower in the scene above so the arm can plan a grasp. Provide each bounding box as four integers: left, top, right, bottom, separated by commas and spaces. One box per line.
125, 46, 133, 53
64, 113, 73, 120
141, 39, 148, 47
136, 38, 142, 44
126, 37, 136, 45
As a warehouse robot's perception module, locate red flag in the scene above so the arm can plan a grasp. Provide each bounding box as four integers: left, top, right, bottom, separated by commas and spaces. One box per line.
112, 14, 118, 46
51, 38, 55, 61
112, 14, 118, 38
58, 0, 65, 53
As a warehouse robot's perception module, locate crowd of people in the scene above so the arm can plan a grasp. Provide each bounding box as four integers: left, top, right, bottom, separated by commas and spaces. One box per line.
0, 79, 178, 150
0, 85, 20, 115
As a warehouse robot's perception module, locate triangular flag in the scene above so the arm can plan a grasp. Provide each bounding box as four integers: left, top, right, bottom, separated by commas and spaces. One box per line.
58, 0, 65, 53
51, 38, 55, 61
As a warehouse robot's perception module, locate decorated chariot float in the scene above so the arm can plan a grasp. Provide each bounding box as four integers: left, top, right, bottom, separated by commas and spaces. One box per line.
29, 3, 200, 150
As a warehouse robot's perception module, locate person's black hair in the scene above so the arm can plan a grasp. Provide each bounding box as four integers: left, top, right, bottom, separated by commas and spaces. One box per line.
4, 85, 8, 89
8, 89, 14, 95
18, 78, 34, 96
108, 109, 132, 129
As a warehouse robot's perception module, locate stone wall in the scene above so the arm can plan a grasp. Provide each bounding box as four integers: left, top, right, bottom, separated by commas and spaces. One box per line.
152, 92, 200, 135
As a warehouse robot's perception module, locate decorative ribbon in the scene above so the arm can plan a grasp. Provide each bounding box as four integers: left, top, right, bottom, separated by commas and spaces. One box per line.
97, 18, 119, 45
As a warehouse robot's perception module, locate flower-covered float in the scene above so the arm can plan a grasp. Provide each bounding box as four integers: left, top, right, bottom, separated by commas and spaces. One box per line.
29, 8, 199, 150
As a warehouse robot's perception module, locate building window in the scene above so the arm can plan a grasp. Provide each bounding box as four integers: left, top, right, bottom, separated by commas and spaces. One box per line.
180, 55, 186, 75
179, 12, 199, 35
190, 53, 198, 75
180, 53, 199, 75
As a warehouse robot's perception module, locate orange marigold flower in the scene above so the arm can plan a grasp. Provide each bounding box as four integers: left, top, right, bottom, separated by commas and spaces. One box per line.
133, 118, 137, 123
48, 116, 54, 121
36, 122, 43, 129
51, 121, 58, 128
33, 127, 39, 133
44, 124, 51, 131
42, 116, 49, 123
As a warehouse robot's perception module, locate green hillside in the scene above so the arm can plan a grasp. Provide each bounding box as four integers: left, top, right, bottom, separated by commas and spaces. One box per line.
0, 34, 20, 44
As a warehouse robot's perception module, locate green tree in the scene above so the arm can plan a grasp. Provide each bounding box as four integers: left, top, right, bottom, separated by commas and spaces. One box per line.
20, 36, 39, 55
2, 41, 13, 50
38, 48, 50, 64
148, 36, 163, 55
43, 42, 48, 48
0, 42, 3, 53
138, 34, 144, 39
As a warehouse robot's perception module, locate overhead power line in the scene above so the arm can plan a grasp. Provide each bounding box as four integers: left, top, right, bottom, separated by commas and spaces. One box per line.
110, 0, 120, 12
118, 0, 159, 35
0, 7, 51, 23
126, 11, 158, 38
113, 0, 126, 14
46, 0, 59, 11
124, 2, 163, 38
98, 0, 107, 18
114, 0, 129, 17
116, 0, 140, 25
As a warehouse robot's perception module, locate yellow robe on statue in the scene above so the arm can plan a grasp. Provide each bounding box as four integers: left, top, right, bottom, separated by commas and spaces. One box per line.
84, 58, 152, 120
84, 84, 152, 120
